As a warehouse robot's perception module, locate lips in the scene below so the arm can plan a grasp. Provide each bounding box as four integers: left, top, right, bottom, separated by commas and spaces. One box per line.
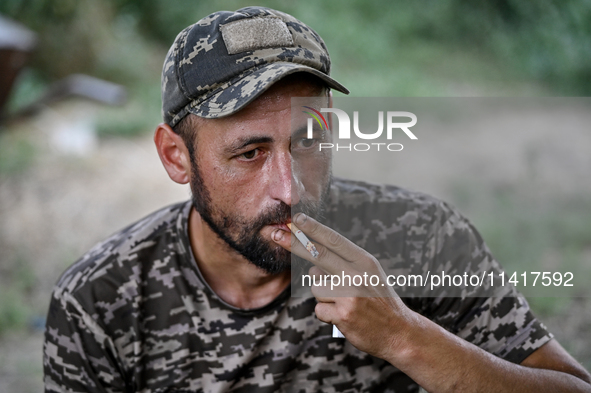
270, 219, 291, 232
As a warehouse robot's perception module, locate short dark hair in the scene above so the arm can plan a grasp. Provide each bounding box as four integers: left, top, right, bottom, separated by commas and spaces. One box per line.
173, 113, 198, 158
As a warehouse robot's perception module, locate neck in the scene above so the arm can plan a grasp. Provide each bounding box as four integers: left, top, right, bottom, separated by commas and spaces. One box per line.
188, 207, 291, 309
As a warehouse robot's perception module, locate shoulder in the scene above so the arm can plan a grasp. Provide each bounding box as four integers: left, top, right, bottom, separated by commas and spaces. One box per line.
53, 200, 192, 300
329, 177, 441, 207
326, 177, 461, 241
326, 178, 494, 291
44, 200, 194, 377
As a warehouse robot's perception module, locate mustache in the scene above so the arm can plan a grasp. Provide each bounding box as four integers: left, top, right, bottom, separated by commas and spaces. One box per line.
292, 198, 322, 217
253, 203, 291, 229
292, 195, 327, 224
243, 197, 324, 235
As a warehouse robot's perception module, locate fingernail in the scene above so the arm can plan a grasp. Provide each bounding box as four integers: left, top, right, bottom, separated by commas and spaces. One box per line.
272, 229, 284, 242
294, 213, 307, 225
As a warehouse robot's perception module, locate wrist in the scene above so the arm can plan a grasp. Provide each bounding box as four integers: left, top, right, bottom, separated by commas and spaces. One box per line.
383, 309, 425, 368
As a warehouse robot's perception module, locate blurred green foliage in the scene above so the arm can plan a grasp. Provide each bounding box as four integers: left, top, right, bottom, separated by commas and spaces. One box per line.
0, 131, 36, 174
1, 0, 589, 136
2, 0, 590, 93
0, 259, 35, 335
453, 184, 591, 315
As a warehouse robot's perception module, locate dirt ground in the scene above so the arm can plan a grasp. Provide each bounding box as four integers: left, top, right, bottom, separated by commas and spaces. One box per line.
1, 100, 590, 391
0, 103, 189, 392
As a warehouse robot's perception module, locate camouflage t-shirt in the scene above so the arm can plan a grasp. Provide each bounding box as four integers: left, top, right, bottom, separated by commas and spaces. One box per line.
43, 178, 553, 393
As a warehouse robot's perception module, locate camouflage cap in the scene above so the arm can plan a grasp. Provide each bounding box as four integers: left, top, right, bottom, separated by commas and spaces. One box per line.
161, 6, 349, 127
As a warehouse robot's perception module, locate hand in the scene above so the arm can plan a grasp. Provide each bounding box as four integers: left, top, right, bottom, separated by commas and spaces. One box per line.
273, 213, 419, 363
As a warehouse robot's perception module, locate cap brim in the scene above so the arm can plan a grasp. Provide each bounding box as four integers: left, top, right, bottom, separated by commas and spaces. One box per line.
186, 62, 349, 119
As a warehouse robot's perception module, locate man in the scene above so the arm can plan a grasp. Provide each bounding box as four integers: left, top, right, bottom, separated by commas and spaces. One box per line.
44, 6, 591, 393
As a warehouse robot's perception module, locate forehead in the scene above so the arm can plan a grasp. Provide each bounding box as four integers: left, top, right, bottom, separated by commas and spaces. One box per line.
229, 78, 326, 118
195, 77, 328, 139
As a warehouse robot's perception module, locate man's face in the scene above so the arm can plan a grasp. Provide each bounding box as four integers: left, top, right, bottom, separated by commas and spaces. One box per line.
188, 79, 332, 274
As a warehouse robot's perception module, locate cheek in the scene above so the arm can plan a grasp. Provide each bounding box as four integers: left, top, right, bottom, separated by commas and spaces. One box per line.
294, 152, 331, 196
202, 162, 265, 209
193, 134, 267, 210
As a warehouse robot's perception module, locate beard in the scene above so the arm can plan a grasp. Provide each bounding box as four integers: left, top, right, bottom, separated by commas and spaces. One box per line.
189, 156, 330, 275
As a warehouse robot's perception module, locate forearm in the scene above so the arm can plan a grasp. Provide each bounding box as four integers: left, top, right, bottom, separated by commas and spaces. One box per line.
388, 313, 591, 393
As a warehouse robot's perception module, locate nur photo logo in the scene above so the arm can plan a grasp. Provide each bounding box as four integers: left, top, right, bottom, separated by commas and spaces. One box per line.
303, 106, 418, 152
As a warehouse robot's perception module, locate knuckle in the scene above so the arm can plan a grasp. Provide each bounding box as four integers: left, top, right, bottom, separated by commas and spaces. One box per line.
340, 306, 354, 324
339, 300, 357, 323
290, 233, 298, 248
314, 303, 326, 321
316, 245, 330, 260
306, 222, 320, 237
295, 213, 309, 226
309, 266, 322, 276
327, 230, 342, 248
310, 285, 320, 297
314, 302, 321, 314
359, 255, 380, 271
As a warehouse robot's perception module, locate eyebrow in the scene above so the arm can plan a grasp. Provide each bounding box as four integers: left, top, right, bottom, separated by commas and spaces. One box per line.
226, 135, 274, 153
292, 125, 308, 138
292, 124, 325, 139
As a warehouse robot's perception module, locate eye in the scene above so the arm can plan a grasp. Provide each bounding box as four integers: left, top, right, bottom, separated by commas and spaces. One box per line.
293, 137, 318, 150
300, 138, 316, 148
240, 149, 260, 160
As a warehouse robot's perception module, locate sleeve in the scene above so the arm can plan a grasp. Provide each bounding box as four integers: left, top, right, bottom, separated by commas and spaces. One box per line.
420, 203, 554, 364
43, 288, 128, 393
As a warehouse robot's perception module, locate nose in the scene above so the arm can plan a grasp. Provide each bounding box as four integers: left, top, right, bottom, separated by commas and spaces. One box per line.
269, 150, 301, 207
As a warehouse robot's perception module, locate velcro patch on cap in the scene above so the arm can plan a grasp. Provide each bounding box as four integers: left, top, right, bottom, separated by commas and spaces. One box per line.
220, 16, 294, 55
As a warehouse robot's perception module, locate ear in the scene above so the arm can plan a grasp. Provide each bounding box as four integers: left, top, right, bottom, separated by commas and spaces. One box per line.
154, 123, 191, 184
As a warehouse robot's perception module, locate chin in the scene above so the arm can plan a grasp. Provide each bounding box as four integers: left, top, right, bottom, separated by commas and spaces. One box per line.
249, 245, 291, 275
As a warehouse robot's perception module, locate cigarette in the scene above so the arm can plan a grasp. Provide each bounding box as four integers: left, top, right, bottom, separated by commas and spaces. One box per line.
287, 223, 319, 258
332, 325, 345, 338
